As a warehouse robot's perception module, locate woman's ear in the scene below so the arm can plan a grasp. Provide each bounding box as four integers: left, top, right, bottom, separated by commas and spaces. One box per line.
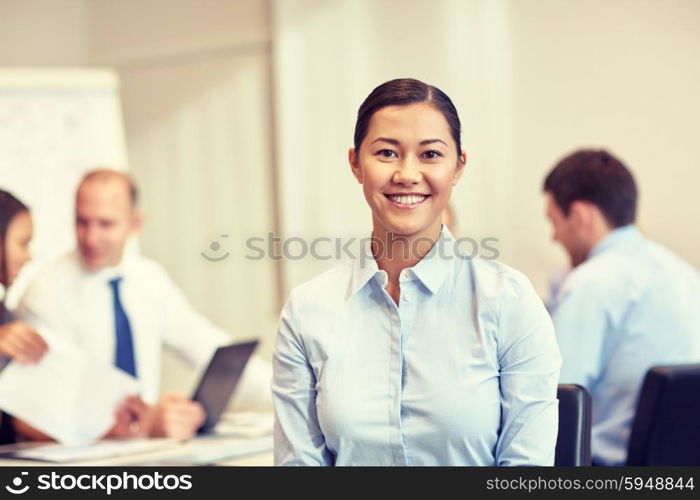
348, 148, 363, 184
452, 151, 467, 185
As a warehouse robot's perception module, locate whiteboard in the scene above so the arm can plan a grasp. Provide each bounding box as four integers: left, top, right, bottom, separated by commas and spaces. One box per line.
0, 68, 129, 305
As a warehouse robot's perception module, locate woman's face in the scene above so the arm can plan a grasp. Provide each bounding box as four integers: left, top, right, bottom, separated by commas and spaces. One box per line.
350, 102, 466, 240
4, 210, 33, 286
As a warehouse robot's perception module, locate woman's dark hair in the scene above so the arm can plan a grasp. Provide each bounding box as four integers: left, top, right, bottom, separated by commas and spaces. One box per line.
543, 149, 637, 228
353, 78, 463, 156
0, 189, 29, 291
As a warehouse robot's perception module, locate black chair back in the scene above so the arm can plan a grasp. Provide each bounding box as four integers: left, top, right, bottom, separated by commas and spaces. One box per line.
555, 384, 592, 466
627, 364, 700, 466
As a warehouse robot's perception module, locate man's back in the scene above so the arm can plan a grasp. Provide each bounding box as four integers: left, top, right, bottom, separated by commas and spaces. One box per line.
551, 225, 700, 465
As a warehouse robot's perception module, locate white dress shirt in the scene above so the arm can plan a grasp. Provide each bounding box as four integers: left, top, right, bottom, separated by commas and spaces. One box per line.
273, 226, 562, 466
550, 225, 700, 465
16, 250, 231, 404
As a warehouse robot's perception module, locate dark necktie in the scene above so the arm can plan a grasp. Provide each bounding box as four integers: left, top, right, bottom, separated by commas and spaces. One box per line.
108, 277, 137, 377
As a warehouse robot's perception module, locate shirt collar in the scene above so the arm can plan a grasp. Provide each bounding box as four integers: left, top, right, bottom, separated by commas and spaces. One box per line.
587, 224, 642, 259
350, 225, 457, 297
411, 225, 457, 294
350, 240, 385, 297
75, 249, 134, 284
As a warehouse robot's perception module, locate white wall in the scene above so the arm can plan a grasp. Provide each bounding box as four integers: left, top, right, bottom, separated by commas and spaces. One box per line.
501, 0, 700, 289
0, 0, 88, 66
273, 0, 700, 296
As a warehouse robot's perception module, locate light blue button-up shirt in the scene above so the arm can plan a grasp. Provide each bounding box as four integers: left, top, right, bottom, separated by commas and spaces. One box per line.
273, 227, 561, 466
549, 225, 700, 466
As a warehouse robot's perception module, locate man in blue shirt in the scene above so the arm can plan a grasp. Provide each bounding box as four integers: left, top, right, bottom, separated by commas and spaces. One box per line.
543, 149, 700, 466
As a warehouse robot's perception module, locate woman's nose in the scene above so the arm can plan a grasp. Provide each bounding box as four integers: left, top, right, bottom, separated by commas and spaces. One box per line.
392, 157, 421, 185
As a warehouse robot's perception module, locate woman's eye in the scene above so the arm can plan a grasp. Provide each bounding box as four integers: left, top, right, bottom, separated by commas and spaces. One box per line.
422, 150, 443, 160
376, 149, 398, 159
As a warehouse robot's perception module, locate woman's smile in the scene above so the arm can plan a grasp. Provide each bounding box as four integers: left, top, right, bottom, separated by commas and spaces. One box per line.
384, 192, 431, 209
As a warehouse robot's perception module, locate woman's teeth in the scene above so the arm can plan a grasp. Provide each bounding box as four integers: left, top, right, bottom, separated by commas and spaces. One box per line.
386, 194, 429, 205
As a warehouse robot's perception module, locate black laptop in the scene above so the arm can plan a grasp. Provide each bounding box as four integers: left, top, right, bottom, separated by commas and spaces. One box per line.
192, 340, 259, 434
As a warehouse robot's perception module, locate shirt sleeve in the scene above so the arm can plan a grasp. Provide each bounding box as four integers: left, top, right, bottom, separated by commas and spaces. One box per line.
272, 293, 333, 466
158, 268, 231, 368
15, 277, 61, 331
14, 275, 72, 344
495, 272, 562, 466
551, 280, 610, 388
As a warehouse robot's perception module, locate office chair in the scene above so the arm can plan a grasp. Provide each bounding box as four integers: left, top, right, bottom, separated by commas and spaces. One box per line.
626, 364, 700, 465
555, 384, 592, 466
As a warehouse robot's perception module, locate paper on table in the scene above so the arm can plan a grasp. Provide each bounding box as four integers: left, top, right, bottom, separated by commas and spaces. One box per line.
0, 330, 138, 445
13, 438, 180, 463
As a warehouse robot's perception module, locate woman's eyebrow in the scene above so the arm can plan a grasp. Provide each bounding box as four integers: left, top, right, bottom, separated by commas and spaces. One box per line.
369, 137, 448, 146
370, 137, 400, 145
420, 139, 448, 146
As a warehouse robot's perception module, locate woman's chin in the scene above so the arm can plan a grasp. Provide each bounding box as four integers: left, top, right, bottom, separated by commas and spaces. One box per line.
378, 218, 438, 239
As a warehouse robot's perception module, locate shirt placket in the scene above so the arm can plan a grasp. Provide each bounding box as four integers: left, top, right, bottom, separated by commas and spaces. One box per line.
372, 273, 405, 465
377, 273, 419, 466
397, 276, 418, 465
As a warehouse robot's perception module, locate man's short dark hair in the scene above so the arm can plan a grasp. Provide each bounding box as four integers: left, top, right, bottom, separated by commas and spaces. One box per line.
543, 149, 637, 228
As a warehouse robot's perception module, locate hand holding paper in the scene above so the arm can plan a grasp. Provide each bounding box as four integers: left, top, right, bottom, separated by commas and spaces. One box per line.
0, 320, 48, 364
0, 330, 139, 445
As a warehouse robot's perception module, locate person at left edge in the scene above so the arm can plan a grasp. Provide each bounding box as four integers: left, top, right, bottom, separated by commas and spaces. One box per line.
14, 169, 271, 440
0, 189, 49, 444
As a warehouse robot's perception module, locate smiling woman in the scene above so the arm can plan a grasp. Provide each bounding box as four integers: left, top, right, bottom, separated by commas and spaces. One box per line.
349, 99, 465, 303
272, 78, 562, 466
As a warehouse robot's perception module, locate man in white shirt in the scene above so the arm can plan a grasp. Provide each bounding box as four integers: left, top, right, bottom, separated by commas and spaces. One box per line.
543, 149, 700, 465
16, 169, 269, 439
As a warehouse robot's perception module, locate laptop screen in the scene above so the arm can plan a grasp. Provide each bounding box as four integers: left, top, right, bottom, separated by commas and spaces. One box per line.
191, 340, 259, 433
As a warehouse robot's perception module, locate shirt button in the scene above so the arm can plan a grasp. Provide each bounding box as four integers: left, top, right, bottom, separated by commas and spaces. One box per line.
403, 293, 410, 302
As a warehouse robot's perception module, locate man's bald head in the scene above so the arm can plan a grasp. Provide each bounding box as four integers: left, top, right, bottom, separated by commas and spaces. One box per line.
75, 168, 142, 271
77, 169, 138, 209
